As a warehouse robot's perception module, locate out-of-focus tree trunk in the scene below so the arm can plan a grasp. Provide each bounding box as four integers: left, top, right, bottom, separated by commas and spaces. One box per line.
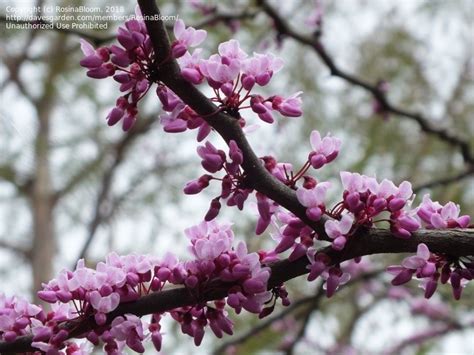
31, 100, 54, 301
30, 35, 67, 302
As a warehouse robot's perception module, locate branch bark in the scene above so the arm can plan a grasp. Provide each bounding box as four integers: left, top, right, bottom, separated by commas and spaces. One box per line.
2, 228, 473, 353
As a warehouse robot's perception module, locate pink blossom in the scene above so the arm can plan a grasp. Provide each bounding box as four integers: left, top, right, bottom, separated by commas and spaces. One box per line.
218, 39, 248, 61
340, 171, 366, 193
417, 195, 470, 229
110, 314, 145, 353
322, 267, 351, 297
242, 53, 284, 89
296, 181, 331, 221
250, 95, 275, 123
184, 174, 212, 195
255, 193, 279, 235
160, 103, 187, 133
271, 91, 303, 117
171, 19, 207, 58
185, 220, 234, 260
324, 213, 354, 250
90, 291, 120, 315
79, 17, 154, 131
178, 49, 205, 84
199, 53, 241, 87
387, 243, 440, 298
308, 130, 341, 169
197, 141, 225, 173
156, 85, 183, 112
306, 248, 330, 281
391, 212, 420, 239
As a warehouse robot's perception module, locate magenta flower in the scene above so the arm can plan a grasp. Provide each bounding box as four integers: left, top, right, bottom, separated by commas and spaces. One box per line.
228, 140, 243, 165
241, 53, 284, 89
322, 267, 351, 297
156, 86, 183, 112
178, 49, 205, 84
250, 95, 275, 123
271, 91, 303, 117
401, 243, 436, 276
79, 39, 114, 79
306, 248, 329, 281
197, 141, 225, 173
185, 220, 234, 260
324, 213, 354, 250
199, 53, 241, 87
255, 193, 278, 235
184, 174, 212, 195
308, 130, 341, 169
387, 243, 438, 298
110, 314, 145, 353
390, 212, 420, 239
89, 291, 120, 314
217, 39, 248, 61
296, 181, 331, 221
171, 19, 207, 58
340, 171, 366, 193
160, 103, 187, 133
417, 195, 470, 229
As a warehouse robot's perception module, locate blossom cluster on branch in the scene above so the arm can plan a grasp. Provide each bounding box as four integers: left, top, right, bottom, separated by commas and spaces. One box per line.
1, 220, 285, 353
0, 3, 472, 354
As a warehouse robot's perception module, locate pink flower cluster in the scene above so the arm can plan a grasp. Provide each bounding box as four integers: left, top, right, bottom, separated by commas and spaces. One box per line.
339, 172, 419, 236
183, 221, 272, 316
80, 14, 304, 135
0, 293, 89, 354
74, 10, 474, 351
184, 140, 254, 221
417, 195, 470, 229
388, 243, 474, 300
0, 293, 42, 343
0, 220, 275, 353
171, 19, 207, 59
164, 35, 303, 132
80, 8, 154, 131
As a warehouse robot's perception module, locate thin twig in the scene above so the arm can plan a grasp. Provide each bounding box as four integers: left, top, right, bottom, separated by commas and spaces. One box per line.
257, 0, 474, 166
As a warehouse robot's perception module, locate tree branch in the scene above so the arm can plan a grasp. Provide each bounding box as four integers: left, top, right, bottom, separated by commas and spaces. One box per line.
257, 0, 474, 166
1, 228, 473, 353
413, 166, 474, 193
0, 239, 31, 260
386, 320, 474, 355
214, 269, 383, 354
214, 285, 325, 355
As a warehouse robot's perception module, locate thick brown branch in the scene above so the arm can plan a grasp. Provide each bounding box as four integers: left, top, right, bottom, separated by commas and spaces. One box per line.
136, 0, 327, 238
1, 229, 473, 353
